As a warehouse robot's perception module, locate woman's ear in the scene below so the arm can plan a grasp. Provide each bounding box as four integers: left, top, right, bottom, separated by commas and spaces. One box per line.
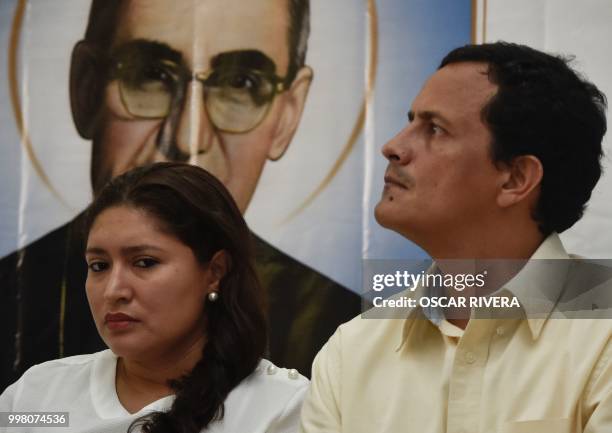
70, 40, 105, 139
207, 250, 230, 292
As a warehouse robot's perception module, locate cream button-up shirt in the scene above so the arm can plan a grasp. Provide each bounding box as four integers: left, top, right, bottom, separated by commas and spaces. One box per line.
300, 234, 612, 433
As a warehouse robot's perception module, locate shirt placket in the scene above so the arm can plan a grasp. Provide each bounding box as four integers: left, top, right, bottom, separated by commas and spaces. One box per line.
446, 318, 496, 433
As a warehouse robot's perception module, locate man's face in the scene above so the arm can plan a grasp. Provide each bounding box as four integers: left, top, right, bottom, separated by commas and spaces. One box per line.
375, 62, 503, 249
92, 0, 310, 212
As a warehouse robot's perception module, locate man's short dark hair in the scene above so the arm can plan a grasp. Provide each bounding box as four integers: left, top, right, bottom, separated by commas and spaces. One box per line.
83, 0, 310, 82
440, 42, 607, 235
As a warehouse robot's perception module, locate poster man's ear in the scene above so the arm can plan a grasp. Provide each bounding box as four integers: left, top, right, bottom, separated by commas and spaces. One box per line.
267, 66, 313, 161
70, 41, 105, 139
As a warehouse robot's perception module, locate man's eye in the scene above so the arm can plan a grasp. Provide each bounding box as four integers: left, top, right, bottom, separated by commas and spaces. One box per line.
134, 258, 159, 268
141, 65, 177, 84
119, 61, 178, 88
430, 123, 444, 135
224, 72, 262, 90
88, 261, 108, 272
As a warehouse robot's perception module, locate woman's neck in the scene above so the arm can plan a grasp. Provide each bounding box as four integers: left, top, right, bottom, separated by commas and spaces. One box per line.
115, 336, 205, 413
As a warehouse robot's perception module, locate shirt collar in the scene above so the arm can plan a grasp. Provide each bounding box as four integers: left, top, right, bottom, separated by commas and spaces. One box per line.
502, 232, 570, 339
396, 233, 569, 349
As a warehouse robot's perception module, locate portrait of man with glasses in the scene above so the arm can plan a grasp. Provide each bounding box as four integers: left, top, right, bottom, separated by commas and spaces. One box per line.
0, 0, 361, 390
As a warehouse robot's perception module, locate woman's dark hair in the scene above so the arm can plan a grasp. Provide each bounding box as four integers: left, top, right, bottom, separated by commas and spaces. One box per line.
83, 162, 267, 433
440, 42, 607, 235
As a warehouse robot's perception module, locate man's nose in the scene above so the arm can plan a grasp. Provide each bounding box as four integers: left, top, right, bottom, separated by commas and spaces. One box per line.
175, 80, 215, 158
173, 81, 230, 182
102, 265, 133, 305
381, 127, 414, 164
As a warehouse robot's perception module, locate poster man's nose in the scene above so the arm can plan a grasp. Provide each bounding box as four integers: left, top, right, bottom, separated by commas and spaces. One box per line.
175, 81, 215, 158
169, 80, 231, 183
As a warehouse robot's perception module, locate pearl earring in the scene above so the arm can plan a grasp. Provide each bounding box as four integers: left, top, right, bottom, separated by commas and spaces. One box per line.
207, 291, 219, 302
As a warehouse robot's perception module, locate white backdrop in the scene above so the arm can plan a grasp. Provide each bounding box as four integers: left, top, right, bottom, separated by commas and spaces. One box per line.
476, 0, 612, 257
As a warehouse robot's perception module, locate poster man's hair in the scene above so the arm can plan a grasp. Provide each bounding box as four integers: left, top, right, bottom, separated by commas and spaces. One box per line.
83, 0, 310, 80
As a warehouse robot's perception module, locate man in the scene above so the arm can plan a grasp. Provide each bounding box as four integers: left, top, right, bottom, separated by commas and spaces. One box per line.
0, 0, 360, 390
300, 42, 611, 432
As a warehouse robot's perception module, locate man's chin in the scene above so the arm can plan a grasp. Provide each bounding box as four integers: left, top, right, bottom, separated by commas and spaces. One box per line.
374, 198, 396, 229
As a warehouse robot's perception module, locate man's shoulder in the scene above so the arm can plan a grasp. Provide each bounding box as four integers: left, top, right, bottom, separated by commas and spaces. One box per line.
330, 314, 407, 352
0, 216, 81, 264
252, 233, 362, 308
253, 234, 339, 286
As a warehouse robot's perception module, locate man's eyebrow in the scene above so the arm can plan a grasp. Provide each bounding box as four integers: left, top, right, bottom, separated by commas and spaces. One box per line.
113, 39, 184, 65
408, 110, 452, 126
211, 50, 277, 74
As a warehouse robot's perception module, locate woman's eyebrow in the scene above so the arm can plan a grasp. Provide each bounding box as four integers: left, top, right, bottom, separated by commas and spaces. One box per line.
84, 245, 164, 256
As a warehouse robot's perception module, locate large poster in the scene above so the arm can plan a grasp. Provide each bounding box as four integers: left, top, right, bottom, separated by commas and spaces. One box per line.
0, 0, 472, 389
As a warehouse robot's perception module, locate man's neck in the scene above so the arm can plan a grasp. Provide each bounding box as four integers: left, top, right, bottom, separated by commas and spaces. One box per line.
426, 225, 547, 330
425, 221, 545, 260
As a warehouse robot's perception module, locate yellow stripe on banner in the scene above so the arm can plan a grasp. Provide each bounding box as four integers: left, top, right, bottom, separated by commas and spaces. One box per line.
9, 0, 70, 208
59, 277, 67, 358
482, 0, 488, 43
471, 0, 477, 43
282, 0, 379, 224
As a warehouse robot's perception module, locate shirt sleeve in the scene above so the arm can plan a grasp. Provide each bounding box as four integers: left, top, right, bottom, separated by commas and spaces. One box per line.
584, 337, 612, 433
0, 381, 18, 433
0, 380, 17, 412
299, 330, 342, 433
265, 381, 309, 433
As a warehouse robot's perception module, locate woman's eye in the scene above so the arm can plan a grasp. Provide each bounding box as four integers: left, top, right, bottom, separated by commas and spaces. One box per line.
134, 258, 158, 268
88, 261, 108, 272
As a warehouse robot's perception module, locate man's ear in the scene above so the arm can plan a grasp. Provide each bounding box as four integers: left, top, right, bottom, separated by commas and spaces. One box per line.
70, 40, 105, 139
497, 155, 543, 208
206, 250, 230, 293
267, 66, 313, 161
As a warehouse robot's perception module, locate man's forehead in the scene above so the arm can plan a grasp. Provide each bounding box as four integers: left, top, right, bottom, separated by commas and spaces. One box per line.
411, 62, 497, 125
114, 0, 290, 71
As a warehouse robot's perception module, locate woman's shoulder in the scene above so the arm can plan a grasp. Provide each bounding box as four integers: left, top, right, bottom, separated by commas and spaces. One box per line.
220, 359, 309, 429
249, 358, 309, 390
20, 349, 111, 380
1, 350, 114, 409
230, 358, 308, 402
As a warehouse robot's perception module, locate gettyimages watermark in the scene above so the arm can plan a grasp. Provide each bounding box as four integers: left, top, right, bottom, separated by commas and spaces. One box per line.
361, 258, 612, 319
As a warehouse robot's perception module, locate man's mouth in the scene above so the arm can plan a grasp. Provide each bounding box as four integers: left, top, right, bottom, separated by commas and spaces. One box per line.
384, 175, 408, 189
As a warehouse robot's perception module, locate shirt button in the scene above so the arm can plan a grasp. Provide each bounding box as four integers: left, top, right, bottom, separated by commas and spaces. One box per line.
496, 326, 505, 336
288, 369, 299, 380
266, 365, 278, 375
465, 351, 476, 364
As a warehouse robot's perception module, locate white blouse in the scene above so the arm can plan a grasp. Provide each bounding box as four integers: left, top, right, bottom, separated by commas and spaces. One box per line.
0, 350, 308, 433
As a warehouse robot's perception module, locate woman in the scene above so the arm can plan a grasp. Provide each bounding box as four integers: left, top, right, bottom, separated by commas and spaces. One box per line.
0, 162, 308, 433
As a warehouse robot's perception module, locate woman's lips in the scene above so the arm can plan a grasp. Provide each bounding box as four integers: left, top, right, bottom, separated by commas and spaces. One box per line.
104, 312, 139, 330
